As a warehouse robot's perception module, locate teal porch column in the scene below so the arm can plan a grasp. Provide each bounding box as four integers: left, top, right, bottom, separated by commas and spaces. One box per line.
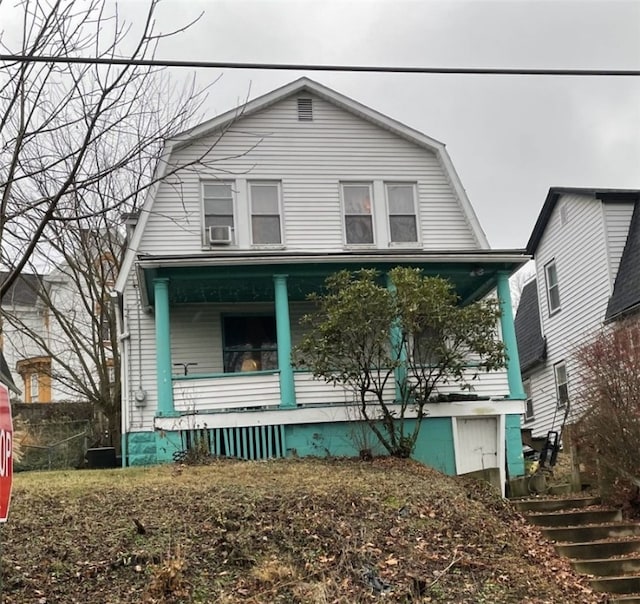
496, 272, 525, 400
154, 278, 175, 416
385, 274, 406, 402
274, 274, 296, 408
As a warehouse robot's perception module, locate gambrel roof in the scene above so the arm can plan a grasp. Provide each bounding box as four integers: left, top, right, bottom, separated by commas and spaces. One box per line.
116, 78, 492, 294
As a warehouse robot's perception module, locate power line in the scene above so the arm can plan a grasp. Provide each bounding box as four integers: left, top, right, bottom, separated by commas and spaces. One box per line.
0, 54, 638, 76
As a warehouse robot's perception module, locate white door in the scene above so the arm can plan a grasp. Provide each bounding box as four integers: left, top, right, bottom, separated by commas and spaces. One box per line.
455, 417, 499, 474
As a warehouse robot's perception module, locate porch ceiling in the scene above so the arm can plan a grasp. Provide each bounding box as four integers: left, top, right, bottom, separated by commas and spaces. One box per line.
138, 252, 529, 306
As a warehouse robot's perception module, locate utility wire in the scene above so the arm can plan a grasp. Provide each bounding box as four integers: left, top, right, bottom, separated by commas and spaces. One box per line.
0, 55, 638, 76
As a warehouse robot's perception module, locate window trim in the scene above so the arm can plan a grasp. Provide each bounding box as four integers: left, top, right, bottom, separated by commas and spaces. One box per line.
554, 361, 569, 408
201, 180, 236, 246
544, 259, 561, 315
523, 378, 534, 421
385, 182, 420, 246
248, 181, 284, 247
341, 182, 376, 247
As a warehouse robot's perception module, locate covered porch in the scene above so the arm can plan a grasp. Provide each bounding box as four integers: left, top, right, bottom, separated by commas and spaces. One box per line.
128, 251, 529, 479
136, 250, 528, 418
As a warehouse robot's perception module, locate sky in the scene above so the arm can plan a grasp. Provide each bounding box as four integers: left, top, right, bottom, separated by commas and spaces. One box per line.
3, 0, 640, 250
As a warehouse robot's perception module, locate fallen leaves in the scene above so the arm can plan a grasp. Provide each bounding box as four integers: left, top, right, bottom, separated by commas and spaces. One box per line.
1, 458, 607, 603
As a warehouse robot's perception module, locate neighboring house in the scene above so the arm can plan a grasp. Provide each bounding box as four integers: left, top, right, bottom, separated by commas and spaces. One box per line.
0, 230, 119, 405
0, 272, 50, 402
115, 77, 529, 483
515, 187, 640, 440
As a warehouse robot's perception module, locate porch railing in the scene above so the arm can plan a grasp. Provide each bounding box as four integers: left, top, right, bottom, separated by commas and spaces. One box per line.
171, 366, 510, 415
173, 371, 281, 412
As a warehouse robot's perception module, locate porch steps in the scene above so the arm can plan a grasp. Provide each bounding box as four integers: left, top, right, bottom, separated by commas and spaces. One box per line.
513, 494, 640, 601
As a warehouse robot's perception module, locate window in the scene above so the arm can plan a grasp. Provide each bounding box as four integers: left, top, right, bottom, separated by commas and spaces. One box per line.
554, 361, 569, 408
386, 183, 418, 243
30, 374, 39, 402
250, 182, 282, 245
203, 182, 234, 240
342, 183, 374, 244
545, 260, 561, 314
523, 379, 534, 421
16, 357, 51, 403
222, 315, 278, 373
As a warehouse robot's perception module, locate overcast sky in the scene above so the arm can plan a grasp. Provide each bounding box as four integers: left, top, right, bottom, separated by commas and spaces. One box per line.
137, 0, 640, 249
4, 0, 640, 250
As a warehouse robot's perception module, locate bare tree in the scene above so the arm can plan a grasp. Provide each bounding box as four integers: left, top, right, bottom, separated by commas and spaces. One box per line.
572, 320, 640, 504
0, 0, 256, 447
1, 207, 124, 445
0, 0, 215, 297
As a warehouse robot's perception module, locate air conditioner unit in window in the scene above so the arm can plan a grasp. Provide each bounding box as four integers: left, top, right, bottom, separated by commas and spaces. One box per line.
208, 225, 233, 245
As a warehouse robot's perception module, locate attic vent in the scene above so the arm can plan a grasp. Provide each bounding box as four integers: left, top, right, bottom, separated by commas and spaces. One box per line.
560, 205, 569, 226
297, 97, 313, 121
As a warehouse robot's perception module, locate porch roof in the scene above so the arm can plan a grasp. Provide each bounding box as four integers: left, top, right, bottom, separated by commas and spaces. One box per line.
135, 249, 530, 306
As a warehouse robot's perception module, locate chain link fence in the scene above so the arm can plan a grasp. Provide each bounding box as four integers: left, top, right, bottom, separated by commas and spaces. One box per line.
15, 419, 90, 471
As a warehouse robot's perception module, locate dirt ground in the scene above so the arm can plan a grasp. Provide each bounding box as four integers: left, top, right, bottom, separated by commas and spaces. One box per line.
1, 458, 606, 603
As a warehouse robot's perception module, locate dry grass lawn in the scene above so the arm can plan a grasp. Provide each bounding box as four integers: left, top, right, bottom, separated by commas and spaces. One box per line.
2, 458, 605, 603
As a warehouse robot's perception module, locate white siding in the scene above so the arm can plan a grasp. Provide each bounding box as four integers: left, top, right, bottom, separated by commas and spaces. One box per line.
604, 202, 635, 287
122, 282, 158, 432
530, 194, 613, 437
138, 93, 478, 256
173, 373, 281, 411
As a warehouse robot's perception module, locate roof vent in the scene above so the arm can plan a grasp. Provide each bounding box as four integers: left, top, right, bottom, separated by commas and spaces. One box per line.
297, 98, 313, 121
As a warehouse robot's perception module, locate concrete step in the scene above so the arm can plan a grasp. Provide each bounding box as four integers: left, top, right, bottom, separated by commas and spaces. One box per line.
591, 576, 640, 594
610, 596, 640, 603
543, 524, 640, 543
526, 508, 622, 527
572, 556, 640, 577
512, 495, 601, 513
556, 538, 640, 560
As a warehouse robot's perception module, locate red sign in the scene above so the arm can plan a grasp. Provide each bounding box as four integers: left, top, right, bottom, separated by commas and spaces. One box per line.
0, 383, 13, 522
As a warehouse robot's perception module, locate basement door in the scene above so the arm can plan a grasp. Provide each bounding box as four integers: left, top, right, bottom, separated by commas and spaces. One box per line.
454, 417, 499, 474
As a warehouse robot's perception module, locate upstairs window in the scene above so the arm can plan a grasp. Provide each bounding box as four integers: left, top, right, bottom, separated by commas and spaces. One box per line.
386, 183, 418, 243
203, 182, 234, 243
250, 182, 282, 245
545, 260, 561, 314
554, 361, 569, 408
342, 183, 374, 245
30, 374, 39, 402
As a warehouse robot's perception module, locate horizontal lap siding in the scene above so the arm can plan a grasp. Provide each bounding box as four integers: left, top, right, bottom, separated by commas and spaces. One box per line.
122, 283, 158, 432
530, 195, 612, 437
294, 372, 396, 406
139, 93, 478, 256
604, 203, 634, 283
173, 374, 281, 411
